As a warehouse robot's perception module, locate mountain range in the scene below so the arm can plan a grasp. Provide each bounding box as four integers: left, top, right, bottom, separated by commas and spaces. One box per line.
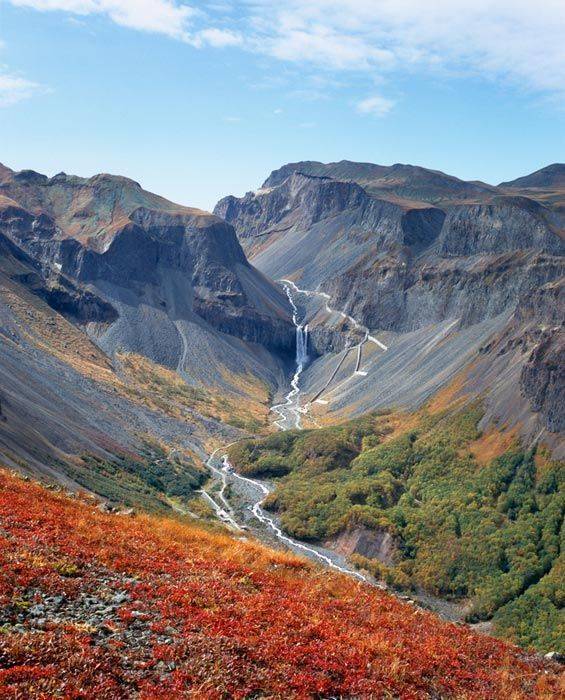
0, 158, 563, 693
216, 160, 564, 451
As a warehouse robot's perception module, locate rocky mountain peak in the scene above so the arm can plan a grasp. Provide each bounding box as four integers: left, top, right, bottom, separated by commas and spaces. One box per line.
0, 162, 14, 183
0, 163, 295, 370
0, 163, 217, 246
500, 163, 565, 189
260, 159, 498, 206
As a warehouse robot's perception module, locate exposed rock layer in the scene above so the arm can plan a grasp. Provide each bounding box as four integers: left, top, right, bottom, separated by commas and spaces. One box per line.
215, 160, 564, 446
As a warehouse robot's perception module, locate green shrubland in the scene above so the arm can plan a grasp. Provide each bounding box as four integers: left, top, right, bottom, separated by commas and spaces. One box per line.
228, 407, 564, 653
56, 441, 207, 513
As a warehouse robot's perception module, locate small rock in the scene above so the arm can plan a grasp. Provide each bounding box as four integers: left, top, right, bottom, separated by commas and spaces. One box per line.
97, 502, 114, 514
29, 604, 46, 617
112, 592, 128, 604
545, 651, 565, 664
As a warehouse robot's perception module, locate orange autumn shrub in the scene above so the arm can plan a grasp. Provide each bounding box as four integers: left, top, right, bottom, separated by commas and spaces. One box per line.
0, 468, 562, 699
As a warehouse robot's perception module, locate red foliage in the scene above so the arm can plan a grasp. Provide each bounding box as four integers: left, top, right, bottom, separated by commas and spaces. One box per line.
0, 469, 561, 699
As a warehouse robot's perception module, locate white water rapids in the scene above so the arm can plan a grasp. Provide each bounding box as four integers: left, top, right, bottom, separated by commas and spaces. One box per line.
205, 448, 366, 580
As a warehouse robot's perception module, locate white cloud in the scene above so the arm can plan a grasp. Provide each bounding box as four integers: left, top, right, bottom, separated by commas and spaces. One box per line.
192, 27, 242, 47
9, 0, 197, 40
7, 0, 565, 105
244, 0, 565, 99
0, 70, 44, 106
356, 94, 394, 117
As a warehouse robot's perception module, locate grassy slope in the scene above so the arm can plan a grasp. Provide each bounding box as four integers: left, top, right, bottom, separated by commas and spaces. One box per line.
228, 407, 564, 653
0, 468, 561, 699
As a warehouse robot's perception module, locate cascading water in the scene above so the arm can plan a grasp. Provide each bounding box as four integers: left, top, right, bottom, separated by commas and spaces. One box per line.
296, 323, 309, 368
202, 277, 391, 581
270, 284, 310, 430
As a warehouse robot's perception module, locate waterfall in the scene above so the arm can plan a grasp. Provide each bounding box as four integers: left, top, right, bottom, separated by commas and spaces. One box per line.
271, 284, 311, 430
296, 324, 309, 368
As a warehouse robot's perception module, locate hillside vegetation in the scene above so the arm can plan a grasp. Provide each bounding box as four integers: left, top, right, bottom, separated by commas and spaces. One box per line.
0, 467, 561, 698
228, 407, 564, 653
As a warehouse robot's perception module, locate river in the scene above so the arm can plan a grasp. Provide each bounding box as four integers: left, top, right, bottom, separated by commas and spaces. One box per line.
202, 281, 393, 582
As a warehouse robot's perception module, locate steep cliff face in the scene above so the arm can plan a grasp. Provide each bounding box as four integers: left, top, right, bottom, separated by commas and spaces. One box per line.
0, 205, 116, 324
0, 166, 294, 371
438, 197, 563, 256
515, 279, 565, 434
215, 162, 563, 336
521, 330, 564, 433
324, 250, 563, 333
216, 171, 447, 254
215, 161, 564, 447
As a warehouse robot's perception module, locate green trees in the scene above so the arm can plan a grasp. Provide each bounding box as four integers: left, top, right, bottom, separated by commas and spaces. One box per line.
227, 408, 564, 652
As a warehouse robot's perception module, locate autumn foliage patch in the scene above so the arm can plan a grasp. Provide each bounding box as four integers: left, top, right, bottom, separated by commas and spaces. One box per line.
0, 469, 561, 699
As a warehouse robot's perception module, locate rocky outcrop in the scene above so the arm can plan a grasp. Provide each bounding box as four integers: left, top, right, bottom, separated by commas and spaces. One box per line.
520, 330, 564, 433
326, 525, 398, 565
511, 279, 565, 433
0, 222, 116, 325
216, 161, 564, 337
438, 197, 563, 256
215, 172, 446, 254
192, 297, 294, 353
0, 167, 295, 358
215, 160, 564, 449
324, 251, 564, 333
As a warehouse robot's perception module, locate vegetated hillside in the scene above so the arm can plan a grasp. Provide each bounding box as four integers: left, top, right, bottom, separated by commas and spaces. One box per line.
0, 162, 295, 498
0, 468, 562, 699
215, 161, 564, 449
0, 221, 277, 510
228, 405, 565, 653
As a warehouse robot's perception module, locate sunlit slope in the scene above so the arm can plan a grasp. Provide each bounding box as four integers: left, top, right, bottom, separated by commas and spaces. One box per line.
228, 405, 565, 653
0, 467, 561, 699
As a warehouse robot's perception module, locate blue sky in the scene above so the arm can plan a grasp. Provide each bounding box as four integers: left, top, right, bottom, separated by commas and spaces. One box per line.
1, 0, 564, 210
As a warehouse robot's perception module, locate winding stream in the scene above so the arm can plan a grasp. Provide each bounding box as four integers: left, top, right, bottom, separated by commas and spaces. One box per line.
202, 281, 391, 582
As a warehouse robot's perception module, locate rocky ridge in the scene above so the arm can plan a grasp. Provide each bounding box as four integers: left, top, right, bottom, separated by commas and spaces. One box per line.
0, 162, 297, 498
215, 160, 565, 450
